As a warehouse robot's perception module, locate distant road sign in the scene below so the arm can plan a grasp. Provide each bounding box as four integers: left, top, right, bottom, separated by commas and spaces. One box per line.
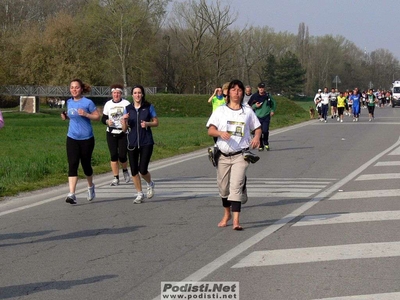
333, 76, 341, 89
332, 76, 341, 84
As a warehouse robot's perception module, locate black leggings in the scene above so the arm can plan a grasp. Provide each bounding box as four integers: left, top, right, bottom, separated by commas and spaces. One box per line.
222, 198, 241, 212
127, 144, 153, 176
106, 132, 128, 163
66, 136, 95, 177
367, 105, 375, 116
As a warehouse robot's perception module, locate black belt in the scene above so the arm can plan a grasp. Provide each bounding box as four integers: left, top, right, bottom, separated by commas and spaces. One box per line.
220, 148, 249, 157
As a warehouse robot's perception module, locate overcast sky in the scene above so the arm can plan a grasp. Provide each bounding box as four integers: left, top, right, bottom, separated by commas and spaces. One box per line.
228, 0, 399, 60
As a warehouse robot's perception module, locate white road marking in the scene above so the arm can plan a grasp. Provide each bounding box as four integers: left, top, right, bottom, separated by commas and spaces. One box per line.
388, 146, 400, 155
294, 211, 400, 226
328, 189, 400, 200
0, 177, 331, 217
375, 161, 400, 166
151, 137, 400, 300
97, 178, 330, 199
312, 122, 400, 125
356, 173, 400, 180
232, 241, 400, 268
313, 292, 400, 299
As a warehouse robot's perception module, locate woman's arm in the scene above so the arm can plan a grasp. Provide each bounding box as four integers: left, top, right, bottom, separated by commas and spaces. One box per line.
142, 117, 158, 128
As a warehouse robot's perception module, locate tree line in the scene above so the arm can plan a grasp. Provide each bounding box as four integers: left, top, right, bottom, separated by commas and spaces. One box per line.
0, 0, 398, 98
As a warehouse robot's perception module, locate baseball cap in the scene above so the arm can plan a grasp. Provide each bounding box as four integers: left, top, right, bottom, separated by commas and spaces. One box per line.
258, 82, 266, 88
318, 88, 322, 92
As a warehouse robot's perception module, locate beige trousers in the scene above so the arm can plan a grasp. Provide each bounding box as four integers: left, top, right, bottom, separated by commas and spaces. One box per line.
217, 153, 249, 202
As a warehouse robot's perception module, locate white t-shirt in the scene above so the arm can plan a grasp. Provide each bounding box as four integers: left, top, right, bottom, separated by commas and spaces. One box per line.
320, 92, 330, 105
103, 99, 131, 133
206, 104, 261, 154
329, 92, 338, 102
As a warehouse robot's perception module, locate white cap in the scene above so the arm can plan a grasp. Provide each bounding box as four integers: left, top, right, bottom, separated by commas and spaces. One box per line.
318, 88, 322, 92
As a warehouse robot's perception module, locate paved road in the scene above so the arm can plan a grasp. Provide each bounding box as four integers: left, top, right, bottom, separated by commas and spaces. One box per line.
2, 106, 400, 300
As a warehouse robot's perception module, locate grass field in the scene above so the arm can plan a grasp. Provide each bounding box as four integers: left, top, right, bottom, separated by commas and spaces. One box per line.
0, 95, 310, 198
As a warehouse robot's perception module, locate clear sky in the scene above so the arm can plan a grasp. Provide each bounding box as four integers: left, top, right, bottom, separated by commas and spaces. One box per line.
227, 0, 400, 60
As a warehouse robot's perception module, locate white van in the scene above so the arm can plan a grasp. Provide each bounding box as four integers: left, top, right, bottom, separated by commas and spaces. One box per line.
392, 81, 400, 107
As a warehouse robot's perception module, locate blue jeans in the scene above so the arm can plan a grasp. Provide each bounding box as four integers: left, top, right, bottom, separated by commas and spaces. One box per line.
321, 104, 329, 120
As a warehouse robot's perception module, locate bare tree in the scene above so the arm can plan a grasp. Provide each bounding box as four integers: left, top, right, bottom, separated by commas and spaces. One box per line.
0, 0, 88, 32
85, 0, 169, 87
169, 0, 212, 93
199, 0, 239, 85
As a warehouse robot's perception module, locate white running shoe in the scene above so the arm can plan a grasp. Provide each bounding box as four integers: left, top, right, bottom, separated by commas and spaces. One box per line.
133, 192, 144, 204
123, 171, 130, 183
87, 185, 95, 201
147, 181, 155, 199
110, 178, 119, 186
340, 119, 343, 123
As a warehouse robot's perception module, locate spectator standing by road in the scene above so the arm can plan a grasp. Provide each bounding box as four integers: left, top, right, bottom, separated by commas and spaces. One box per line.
206, 79, 261, 230
248, 82, 276, 151
102, 84, 131, 186
61, 79, 100, 204
121, 85, 158, 204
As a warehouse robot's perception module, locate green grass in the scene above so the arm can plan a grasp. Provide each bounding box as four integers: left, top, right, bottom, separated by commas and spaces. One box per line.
290, 96, 315, 111
0, 95, 309, 198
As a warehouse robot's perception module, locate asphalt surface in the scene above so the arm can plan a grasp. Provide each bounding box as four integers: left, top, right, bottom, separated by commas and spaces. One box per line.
2, 106, 400, 300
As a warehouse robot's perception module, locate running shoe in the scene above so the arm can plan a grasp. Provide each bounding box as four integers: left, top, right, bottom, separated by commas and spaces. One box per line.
133, 192, 144, 204
265, 145, 270, 151
87, 184, 95, 201
147, 181, 155, 199
258, 147, 264, 152
243, 150, 260, 164
123, 170, 130, 183
65, 193, 77, 205
110, 178, 119, 186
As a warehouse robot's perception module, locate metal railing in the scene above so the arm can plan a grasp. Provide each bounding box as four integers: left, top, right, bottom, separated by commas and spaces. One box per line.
0, 85, 157, 97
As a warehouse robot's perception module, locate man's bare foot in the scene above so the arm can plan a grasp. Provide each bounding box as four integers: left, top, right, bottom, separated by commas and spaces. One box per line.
218, 215, 231, 227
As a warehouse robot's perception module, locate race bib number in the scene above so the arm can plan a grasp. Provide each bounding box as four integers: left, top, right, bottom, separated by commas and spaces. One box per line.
227, 120, 245, 137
